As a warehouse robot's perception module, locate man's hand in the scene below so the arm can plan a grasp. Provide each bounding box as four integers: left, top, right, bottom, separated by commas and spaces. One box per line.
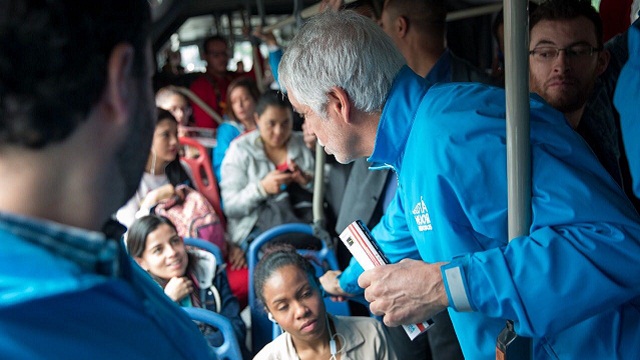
319, 270, 354, 301
358, 259, 449, 327
319, 0, 343, 12
164, 276, 194, 302
252, 26, 278, 47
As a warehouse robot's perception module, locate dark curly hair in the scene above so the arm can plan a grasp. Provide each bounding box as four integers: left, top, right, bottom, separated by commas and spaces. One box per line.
530, 0, 604, 47
0, 0, 151, 148
253, 243, 320, 306
255, 90, 292, 117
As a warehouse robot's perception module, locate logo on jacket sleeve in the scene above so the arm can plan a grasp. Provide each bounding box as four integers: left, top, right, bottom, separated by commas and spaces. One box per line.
412, 196, 432, 231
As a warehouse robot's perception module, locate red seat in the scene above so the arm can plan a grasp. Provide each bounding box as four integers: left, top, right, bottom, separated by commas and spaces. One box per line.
179, 137, 226, 229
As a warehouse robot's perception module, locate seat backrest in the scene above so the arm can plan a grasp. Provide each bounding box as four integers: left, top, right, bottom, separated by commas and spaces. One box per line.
179, 136, 226, 230
247, 223, 351, 354
184, 237, 224, 265
182, 307, 243, 360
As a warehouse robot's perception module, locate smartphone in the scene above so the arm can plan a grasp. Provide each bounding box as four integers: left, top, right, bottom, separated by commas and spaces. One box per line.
276, 163, 293, 173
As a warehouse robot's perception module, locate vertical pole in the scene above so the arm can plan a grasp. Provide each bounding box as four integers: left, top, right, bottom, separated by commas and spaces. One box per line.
242, 2, 265, 92
255, 0, 266, 27
312, 142, 326, 228
504, 0, 531, 243
293, 0, 304, 28
497, 0, 532, 358
213, 13, 222, 36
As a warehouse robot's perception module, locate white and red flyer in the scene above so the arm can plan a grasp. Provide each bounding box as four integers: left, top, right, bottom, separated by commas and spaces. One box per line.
339, 220, 434, 340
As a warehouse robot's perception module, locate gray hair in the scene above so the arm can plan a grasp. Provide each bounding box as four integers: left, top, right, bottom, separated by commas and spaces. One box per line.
155, 86, 185, 106
279, 10, 405, 118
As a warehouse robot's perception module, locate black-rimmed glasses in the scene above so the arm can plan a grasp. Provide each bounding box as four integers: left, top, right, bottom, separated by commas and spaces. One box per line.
529, 44, 601, 62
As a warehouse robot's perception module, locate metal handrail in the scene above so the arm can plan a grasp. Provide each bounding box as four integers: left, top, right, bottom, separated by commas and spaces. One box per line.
263, 1, 505, 32
174, 86, 225, 126
263, 0, 358, 32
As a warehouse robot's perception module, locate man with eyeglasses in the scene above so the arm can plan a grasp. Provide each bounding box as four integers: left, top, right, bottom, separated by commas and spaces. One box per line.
529, 0, 639, 209
190, 35, 258, 130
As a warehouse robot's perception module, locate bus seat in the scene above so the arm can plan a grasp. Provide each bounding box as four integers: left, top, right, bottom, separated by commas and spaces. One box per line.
247, 223, 351, 354
179, 136, 226, 229
184, 237, 224, 265
182, 307, 243, 360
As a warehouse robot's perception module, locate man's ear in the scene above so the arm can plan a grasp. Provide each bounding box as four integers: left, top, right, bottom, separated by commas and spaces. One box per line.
326, 87, 352, 124
103, 43, 135, 124
595, 48, 610, 77
396, 15, 409, 38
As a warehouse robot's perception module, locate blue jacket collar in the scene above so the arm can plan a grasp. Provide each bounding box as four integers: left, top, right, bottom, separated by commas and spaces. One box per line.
369, 66, 431, 172
425, 48, 452, 84
0, 212, 121, 277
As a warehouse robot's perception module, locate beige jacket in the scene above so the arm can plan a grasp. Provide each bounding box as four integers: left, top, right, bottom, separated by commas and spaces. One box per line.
253, 315, 398, 360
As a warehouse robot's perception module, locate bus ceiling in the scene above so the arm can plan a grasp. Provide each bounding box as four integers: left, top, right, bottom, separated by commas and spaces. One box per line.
149, 0, 323, 52
147, 0, 527, 53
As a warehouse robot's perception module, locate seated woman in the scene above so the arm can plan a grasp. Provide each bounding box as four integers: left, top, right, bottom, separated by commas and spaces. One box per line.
253, 245, 398, 359
155, 86, 193, 130
220, 91, 315, 257
127, 215, 251, 359
116, 108, 192, 229
213, 77, 261, 181
156, 86, 201, 159
117, 108, 249, 307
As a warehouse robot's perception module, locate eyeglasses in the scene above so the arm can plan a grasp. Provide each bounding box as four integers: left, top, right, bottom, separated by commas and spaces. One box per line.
205, 51, 229, 58
529, 44, 601, 62
169, 105, 191, 116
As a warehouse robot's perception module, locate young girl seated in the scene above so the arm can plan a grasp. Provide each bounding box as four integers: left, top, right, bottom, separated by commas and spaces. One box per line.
127, 215, 250, 359
253, 244, 397, 359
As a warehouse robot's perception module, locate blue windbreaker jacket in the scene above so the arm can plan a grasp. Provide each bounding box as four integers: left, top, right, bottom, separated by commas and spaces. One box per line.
0, 214, 214, 359
615, 20, 640, 198
369, 66, 640, 359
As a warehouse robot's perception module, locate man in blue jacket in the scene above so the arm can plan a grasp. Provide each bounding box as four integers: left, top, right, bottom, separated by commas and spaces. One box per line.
279, 10, 640, 359
528, 0, 639, 213
0, 1, 213, 358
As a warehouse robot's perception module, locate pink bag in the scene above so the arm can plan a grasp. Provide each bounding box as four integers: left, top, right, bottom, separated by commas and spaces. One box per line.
152, 185, 227, 257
